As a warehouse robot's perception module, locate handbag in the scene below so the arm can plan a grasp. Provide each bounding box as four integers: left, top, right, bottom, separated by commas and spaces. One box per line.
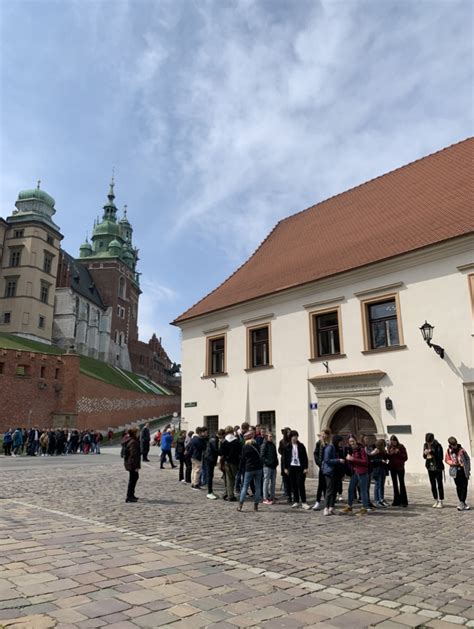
449, 466, 458, 478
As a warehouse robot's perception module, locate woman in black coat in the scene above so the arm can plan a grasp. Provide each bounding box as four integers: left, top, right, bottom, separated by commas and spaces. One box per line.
124, 427, 141, 503
423, 433, 444, 508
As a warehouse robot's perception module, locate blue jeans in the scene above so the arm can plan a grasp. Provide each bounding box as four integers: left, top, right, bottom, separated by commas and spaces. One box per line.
239, 469, 262, 504
348, 472, 369, 508
372, 469, 386, 503
263, 467, 276, 500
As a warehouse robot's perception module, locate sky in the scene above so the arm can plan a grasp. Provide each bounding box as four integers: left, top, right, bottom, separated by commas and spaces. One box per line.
1, 0, 473, 363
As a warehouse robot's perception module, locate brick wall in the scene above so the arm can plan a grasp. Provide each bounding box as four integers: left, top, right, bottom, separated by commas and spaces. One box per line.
0, 347, 180, 432
0, 348, 80, 431
76, 374, 180, 430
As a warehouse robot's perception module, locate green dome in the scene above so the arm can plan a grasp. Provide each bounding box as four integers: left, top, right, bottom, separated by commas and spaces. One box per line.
17, 188, 55, 208
93, 220, 121, 237
108, 239, 122, 250
80, 240, 92, 250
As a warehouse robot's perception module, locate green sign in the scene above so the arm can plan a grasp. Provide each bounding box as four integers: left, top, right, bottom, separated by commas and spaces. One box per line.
184, 402, 197, 408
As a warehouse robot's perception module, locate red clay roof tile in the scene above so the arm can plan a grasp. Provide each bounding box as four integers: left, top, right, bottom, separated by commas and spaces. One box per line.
173, 138, 474, 324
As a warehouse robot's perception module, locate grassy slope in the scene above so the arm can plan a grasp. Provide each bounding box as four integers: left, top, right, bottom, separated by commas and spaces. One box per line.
0, 333, 173, 395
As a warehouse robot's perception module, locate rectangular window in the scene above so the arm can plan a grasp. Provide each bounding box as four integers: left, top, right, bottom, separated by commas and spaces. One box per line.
208, 336, 225, 375
55, 368, 60, 379
43, 252, 53, 274
367, 298, 400, 349
313, 310, 341, 357
40, 283, 49, 304
13, 229, 24, 238
4, 279, 17, 298
257, 410, 276, 434
46, 235, 54, 245
0, 362, 4, 374
16, 365, 30, 376
2, 312, 11, 324
40, 365, 46, 378
9, 249, 21, 267
38, 315, 45, 329
249, 325, 270, 368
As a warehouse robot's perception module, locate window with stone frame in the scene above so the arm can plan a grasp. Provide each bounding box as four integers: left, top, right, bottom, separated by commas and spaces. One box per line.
207, 335, 226, 375
40, 282, 50, 304
38, 315, 45, 329
2, 312, 11, 324
312, 309, 342, 357
43, 251, 53, 274
365, 297, 401, 350
4, 278, 17, 298
9, 248, 22, 267
13, 229, 24, 238
248, 325, 271, 368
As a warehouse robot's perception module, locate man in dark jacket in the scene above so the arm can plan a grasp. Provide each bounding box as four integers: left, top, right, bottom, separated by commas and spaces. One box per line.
219, 426, 242, 501
261, 432, 279, 504
284, 430, 311, 509
124, 427, 141, 503
140, 423, 151, 462
204, 432, 219, 500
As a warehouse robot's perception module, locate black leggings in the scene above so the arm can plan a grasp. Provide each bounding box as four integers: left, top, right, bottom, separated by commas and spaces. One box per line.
390, 469, 408, 506
127, 470, 139, 499
428, 470, 444, 501
454, 468, 468, 504
316, 469, 326, 501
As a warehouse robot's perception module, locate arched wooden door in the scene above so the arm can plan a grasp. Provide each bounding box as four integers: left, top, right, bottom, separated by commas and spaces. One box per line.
329, 405, 377, 439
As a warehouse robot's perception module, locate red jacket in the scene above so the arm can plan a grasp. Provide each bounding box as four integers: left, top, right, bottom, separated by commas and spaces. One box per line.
351, 446, 369, 475
388, 444, 408, 472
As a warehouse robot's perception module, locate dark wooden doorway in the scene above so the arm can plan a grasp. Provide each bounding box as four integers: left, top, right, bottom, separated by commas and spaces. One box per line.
329, 405, 377, 439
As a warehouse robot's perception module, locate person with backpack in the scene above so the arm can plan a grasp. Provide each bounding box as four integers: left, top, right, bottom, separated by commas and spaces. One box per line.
261, 432, 279, 504
123, 427, 141, 503
204, 431, 219, 500
445, 436, 471, 511
312, 431, 328, 510
423, 433, 445, 508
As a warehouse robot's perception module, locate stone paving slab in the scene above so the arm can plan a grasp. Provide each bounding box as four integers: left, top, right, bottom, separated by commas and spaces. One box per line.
0, 454, 473, 627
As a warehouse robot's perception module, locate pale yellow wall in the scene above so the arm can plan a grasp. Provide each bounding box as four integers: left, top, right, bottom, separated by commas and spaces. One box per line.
0, 222, 60, 342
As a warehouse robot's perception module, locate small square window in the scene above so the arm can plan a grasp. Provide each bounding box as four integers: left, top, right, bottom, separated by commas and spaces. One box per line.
13, 229, 24, 238
38, 315, 45, 329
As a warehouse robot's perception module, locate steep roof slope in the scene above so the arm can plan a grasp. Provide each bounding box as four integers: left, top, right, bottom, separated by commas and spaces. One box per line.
173, 138, 474, 325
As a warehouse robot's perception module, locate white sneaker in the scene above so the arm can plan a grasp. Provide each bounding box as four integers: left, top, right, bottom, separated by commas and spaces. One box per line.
328, 507, 335, 515
435, 501, 443, 508
302, 503, 311, 510
432, 501, 439, 508
291, 502, 299, 508
207, 493, 217, 500
457, 503, 464, 511
312, 501, 321, 511
464, 503, 470, 511
180, 479, 186, 483
323, 507, 329, 516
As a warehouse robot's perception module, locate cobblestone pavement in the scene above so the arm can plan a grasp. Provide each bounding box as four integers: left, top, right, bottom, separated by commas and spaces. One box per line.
0, 452, 473, 628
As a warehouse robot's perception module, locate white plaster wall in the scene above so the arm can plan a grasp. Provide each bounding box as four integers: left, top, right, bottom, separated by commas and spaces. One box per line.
179, 240, 473, 477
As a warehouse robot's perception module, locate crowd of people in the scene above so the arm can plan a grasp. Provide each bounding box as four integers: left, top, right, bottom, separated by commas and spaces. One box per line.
121, 423, 471, 512
2, 427, 109, 456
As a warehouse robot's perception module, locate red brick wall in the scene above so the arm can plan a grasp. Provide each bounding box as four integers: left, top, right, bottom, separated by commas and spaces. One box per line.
0, 349, 80, 431
76, 374, 180, 430
0, 347, 180, 432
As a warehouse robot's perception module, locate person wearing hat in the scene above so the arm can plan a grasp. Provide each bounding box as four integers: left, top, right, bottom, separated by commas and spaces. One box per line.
237, 431, 263, 511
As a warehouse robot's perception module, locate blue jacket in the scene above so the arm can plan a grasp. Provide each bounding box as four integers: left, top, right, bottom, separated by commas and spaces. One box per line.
3, 431, 12, 444
321, 443, 342, 477
161, 432, 173, 451
12, 429, 23, 447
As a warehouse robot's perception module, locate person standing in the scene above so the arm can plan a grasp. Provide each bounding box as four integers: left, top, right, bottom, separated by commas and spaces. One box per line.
445, 436, 471, 511
284, 430, 311, 510
160, 428, 176, 469
219, 426, 241, 501
123, 427, 141, 503
321, 431, 345, 515
278, 428, 292, 503
423, 433, 445, 508
3, 429, 13, 456
312, 431, 328, 510
342, 435, 371, 515
141, 423, 151, 462
189, 427, 206, 489
261, 432, 279, 504
175, 430, 187, 482
204, 431, 219, 500
370, 439, 389, 507
387, 435, 408, 507
12, 427, 23, 456
184, 430, 194, 484
237, 432, 263, 511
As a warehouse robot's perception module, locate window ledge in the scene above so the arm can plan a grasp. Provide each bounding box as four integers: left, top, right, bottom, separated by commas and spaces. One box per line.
361, 344, 407, 355
308, 354, 347, 363
244, 365, 274, 373
201, 373, 228, 379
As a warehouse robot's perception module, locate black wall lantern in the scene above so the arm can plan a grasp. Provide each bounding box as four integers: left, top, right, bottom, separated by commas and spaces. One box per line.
419, 321, 445, 359
385, 397, 393, 411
